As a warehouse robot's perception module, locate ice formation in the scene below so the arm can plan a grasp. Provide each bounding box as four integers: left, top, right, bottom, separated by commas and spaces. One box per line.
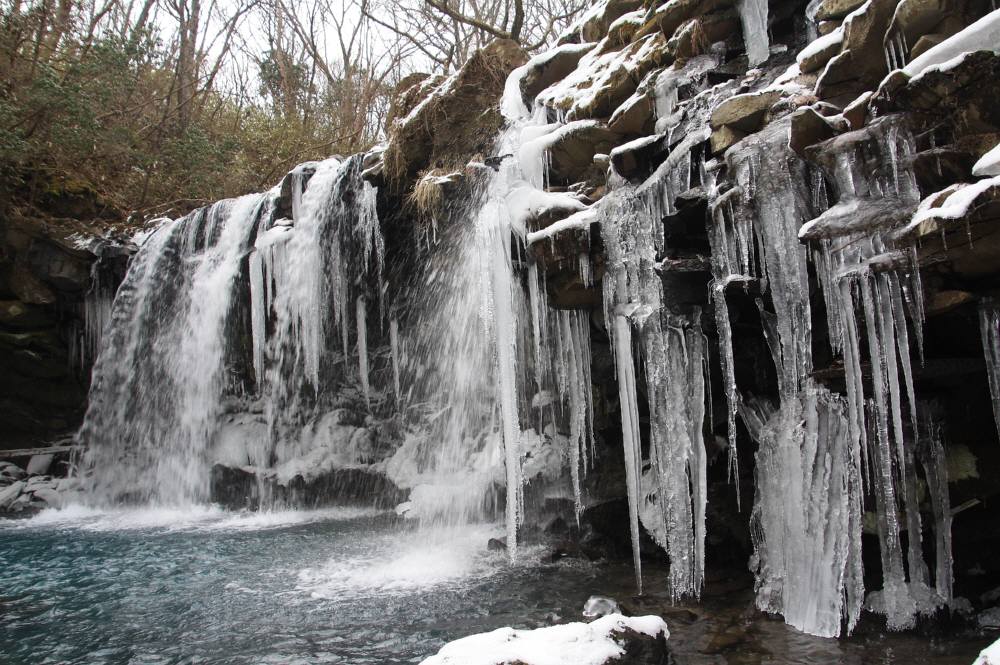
738, 0, 771, 67
979, 300, 1000, 439
77, 261, 116, 368
599, 165, 709, 598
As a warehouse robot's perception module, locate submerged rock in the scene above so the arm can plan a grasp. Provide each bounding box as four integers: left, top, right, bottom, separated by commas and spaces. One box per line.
0, 480, 25, 509
25, 454, 53, 476
583, 595, 622, 617
209, 463, 405, 511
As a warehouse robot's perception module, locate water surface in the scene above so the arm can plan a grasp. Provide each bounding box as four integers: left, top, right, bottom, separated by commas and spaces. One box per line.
1, 506, 993, 664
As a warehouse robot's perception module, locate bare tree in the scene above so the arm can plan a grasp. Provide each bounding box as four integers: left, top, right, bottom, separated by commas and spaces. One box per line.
361, 0, 586, 72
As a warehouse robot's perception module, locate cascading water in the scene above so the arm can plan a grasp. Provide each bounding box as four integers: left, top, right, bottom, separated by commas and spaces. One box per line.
79, 194, 269, 504
78, 156, 390, 506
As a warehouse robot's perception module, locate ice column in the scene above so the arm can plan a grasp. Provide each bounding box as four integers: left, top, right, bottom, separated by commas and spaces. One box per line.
357, 296, 370, 406
979, 299, 1000, 439
738, 0, 770, 67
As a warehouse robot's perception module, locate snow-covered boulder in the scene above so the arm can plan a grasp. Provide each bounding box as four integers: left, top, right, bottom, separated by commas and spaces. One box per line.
974, 637, 1000, 664
419, 614, 671, 665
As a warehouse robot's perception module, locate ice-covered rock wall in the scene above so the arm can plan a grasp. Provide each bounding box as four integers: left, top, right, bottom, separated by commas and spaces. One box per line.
368, 0, 1000, 640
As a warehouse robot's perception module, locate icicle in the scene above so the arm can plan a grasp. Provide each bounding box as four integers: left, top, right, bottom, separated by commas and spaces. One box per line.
528, 261, 544, 391
706, 191, 759, 494
559, 311, 586, 523
357, 296, 370, 407
979, 299, 1000, 440
743, 385, 861, 637
249, 249, 268, 389
613, 310, 644, 593
712, 280, 742, 491
359, 181, 386, 320
643, 315, 708, 600
917, 406, 953, 604
874, 273, 927, 588
81, 262, 115, 368
479, 195, 523, 559
578, 252, 593, 288
389, 317, 402, 405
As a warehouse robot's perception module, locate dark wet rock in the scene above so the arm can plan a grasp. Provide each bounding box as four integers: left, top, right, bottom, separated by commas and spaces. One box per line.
884, 0, 989, 63
797, 31, 843, 74
209, 463, 406, 511
800, 196, 915, 240
840, 0, 897, 80
610, 626, 676, 664
0, 461, 26, 481
814, 50, 860, 103
709, 125, 747, 154
611, 134, 670, 180
542, 33, 672, 122
544, 515, 570, 535
818, 19, 841, 34
547, 123, 621, 184
0, 300, 55, 330
789, 105, 847, 157
842, 90, 872, 129
926, 289, 976, 316
638, 0, 734, 42
609, 91, 656, 136
873, 50, 1000, 129
9, 264, 56, 305
584, 595, 622, 617
668, 12, 739, 60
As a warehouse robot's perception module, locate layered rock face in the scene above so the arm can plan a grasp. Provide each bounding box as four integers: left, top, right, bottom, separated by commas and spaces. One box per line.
0, 211, 130, 450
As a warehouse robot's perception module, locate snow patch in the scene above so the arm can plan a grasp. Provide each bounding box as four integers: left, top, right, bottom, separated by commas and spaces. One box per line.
419, 614, 669, 665
973, 142, 1000, 177
902, 9, 1000, 79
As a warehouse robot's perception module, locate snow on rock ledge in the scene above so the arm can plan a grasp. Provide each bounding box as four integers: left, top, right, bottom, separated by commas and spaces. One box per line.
419, 614, 671, 665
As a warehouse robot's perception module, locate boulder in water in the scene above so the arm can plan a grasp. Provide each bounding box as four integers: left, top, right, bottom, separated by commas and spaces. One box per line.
487, 537, 507, 551
26, 454, 54, 476
418, 614, 672, 665
583, 595, 622, 618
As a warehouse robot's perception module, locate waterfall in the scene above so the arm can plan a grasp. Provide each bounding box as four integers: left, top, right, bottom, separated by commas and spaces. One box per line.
79, 194, 270, 504
78, 156, 389, 505
385, 106, 598, 554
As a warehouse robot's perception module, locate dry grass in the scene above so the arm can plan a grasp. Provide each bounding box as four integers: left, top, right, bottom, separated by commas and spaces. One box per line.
409, 169, 447, 217
381, 39, 526, 193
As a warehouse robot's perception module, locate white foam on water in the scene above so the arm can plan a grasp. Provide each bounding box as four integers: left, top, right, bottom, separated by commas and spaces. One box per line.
6, 503, 383, 532
297, 525, 511, 597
